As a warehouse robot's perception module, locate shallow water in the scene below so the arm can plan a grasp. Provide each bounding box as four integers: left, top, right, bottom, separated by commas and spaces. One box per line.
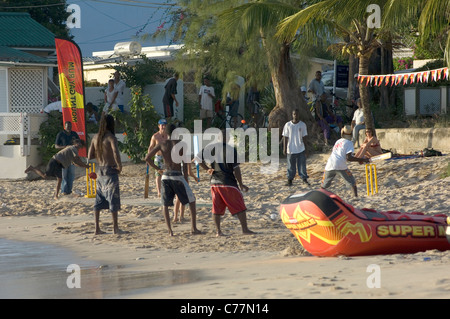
0, 238, 202, 298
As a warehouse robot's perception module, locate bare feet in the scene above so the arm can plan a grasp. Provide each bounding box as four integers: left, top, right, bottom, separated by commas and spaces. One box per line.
191, 228, 202, 235
24, 166, 33, 174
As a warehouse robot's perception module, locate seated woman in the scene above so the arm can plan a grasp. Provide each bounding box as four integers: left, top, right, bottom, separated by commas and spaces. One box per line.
355, 128, 383, 158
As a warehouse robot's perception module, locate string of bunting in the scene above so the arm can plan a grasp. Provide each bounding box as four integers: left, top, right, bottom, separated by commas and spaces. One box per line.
358, 67, 449, 87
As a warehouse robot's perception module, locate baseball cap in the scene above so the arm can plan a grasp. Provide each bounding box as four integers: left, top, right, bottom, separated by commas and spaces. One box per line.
158, 119, 167, 125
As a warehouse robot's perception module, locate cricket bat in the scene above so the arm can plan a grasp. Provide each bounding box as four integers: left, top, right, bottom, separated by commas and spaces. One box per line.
144, 164, 149, 198
193, 135, 200, 182
369, 152, 392, 162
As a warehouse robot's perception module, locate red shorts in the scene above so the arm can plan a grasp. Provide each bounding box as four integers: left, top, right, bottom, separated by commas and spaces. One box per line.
211, 185, 246, 215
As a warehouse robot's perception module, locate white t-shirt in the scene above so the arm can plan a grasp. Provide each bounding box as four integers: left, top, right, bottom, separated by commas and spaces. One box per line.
353, 108, 364, 125
114, 79, 126, 105
325, 138, 354, 171
104, 88, 119, 113
282, 120, 307, 154
198, 85, 215, 111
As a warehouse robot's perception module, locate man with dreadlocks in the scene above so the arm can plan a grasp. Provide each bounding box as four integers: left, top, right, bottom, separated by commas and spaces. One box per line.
88, 114, 123, 235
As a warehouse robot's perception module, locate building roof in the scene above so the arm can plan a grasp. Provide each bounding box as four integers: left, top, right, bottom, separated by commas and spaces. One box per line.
0, 46, 53, 65
0, 12, 55, 48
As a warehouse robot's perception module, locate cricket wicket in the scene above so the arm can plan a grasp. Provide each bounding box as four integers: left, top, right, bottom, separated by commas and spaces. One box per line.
365, 164, 378, 196
85, 163, 96, 198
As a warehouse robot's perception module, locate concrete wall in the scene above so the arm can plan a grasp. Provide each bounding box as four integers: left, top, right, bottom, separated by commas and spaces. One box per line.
369, 128, 450, 155
0, 144, 42, 179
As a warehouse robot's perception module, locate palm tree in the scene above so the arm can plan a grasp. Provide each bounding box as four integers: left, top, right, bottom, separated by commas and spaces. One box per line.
277, 0, 390, 132
219, 1, 315, 131
384, 0, 450, 65
277, 0, 450, 132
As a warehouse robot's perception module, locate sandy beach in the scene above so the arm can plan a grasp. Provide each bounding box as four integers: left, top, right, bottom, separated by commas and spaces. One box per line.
1, 152, 450, 300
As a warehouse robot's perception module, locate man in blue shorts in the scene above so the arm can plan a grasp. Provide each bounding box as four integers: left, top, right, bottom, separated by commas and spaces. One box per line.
88, 114, 123, 235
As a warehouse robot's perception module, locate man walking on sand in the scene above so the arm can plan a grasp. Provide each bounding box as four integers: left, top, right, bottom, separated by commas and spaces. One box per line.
87, 114, 123, 235
25, 139, 89, 200
195, 129, 255, 237
145, 123, 200, 236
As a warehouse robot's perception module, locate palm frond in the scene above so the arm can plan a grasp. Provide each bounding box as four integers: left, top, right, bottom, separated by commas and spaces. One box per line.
219, 0, 300, 41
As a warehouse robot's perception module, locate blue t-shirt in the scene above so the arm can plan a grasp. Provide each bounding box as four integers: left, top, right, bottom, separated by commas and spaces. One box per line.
55, 130, 79, 147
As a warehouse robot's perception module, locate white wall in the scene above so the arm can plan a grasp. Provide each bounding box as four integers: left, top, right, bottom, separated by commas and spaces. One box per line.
85, 80, 184, 122
0, 68, 7, 112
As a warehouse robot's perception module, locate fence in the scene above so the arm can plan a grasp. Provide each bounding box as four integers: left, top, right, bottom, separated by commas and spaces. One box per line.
404, 86, 449, 116
0, 112, 47, 156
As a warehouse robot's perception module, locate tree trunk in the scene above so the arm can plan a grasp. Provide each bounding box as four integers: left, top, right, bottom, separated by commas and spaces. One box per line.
379, 45, 395, 109
265, 42, 314, 137
359, 54, 374, 132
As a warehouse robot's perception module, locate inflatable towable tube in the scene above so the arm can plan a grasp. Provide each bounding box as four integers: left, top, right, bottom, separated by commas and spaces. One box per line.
280, 189, 450, 257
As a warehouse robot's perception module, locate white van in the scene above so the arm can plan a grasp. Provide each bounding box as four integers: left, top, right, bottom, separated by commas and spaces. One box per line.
321, 70, 348, 100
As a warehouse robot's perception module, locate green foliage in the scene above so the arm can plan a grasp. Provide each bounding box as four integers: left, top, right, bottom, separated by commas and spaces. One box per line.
37, 111, 63, 163
112, 86, 159, 163
38, 110, 98, 163
182, 96, 199, 132
110, 55, 173, 88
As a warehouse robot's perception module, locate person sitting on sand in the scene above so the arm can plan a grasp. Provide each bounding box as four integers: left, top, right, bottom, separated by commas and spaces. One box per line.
25, 139, 89, 199
145, 123, 200, 236
354, 128, 383, 159
195, 129, 255, 237
320, 125, 369, 197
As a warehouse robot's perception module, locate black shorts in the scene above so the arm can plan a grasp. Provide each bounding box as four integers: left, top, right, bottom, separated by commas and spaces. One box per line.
45, 158, 63, 179
161, 171, 195, 206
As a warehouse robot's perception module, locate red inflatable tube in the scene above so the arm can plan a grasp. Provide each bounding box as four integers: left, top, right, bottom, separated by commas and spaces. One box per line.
279, 189, 450, 257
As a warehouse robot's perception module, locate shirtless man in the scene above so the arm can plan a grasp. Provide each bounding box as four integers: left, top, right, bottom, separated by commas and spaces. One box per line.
145, 123, 200, 236
87, 114, 123, 235
148, 119, 168, 197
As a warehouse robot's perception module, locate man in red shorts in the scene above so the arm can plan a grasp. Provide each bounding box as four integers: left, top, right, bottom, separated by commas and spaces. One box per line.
196, 129, 255, 237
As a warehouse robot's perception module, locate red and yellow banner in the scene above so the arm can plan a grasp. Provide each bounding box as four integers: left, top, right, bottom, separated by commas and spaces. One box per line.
55, 38, 87, 157
358, 67, 449, 87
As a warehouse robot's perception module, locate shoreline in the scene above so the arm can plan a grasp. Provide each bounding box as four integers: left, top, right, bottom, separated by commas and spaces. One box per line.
1, 154, 450, 298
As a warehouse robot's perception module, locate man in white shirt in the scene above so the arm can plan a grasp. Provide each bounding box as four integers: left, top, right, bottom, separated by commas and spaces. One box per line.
320, 125, 369, 197
282, 109, 309, 187
198, 77, 215, 127
351, 98, 365, 147
114, 71, 126, 112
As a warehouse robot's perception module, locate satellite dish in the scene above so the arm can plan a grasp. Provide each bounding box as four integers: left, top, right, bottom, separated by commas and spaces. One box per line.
114, 41, 142, 57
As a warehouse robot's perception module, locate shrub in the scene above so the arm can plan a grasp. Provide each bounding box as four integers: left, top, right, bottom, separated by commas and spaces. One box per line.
112, 86, 159, 163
